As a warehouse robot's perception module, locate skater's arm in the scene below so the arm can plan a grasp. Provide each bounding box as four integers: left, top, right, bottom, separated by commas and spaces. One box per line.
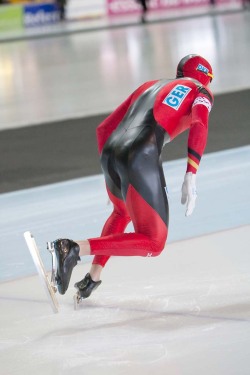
186, 93, 213, 173
181, 92, 213, 217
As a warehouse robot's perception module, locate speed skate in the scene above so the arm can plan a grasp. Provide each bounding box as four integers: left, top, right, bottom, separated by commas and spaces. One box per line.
24, 231, 87, 312
24, 231, 59, 314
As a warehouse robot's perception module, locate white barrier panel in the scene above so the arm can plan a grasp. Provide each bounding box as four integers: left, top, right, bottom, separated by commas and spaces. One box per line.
56, 0, 241, 20
106, 0, 237, 15
67, 0, 105, 20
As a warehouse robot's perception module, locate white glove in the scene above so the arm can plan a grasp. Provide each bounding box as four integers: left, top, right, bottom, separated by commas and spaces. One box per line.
181, 172, 197, 217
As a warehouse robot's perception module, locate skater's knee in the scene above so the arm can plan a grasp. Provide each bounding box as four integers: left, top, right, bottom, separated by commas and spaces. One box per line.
150, 238, 166, 257
146, 229, 167, 257
113, 207, 130, 223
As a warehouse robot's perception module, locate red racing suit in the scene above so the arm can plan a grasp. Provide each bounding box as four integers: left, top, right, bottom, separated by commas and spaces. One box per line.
87, 78, 213, 266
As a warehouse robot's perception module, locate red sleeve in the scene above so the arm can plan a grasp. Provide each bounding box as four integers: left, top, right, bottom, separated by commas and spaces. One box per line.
186, 94, 213, 173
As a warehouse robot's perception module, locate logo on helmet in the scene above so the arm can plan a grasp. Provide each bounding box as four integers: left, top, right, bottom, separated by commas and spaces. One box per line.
197, 63, 209, 75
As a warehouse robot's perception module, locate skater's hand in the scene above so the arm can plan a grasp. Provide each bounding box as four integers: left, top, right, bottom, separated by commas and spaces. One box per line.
181, 172, 197, 217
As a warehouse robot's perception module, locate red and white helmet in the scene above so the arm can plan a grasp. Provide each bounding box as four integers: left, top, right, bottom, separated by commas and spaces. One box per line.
176, 54, 214, 86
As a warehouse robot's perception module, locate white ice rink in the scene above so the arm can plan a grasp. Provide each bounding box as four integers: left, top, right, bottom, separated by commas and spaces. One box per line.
1, 146, 250, 374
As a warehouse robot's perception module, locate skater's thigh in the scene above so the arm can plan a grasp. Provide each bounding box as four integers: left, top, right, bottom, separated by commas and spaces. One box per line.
126, 148, 169, 229
106, 183, 130, 217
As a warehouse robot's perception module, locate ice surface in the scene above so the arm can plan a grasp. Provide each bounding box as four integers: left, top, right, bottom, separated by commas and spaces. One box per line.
0, 226, 250, 375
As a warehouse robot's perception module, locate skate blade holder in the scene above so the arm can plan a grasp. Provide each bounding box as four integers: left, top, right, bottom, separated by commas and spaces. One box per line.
47, 241, 54, 254
47, 241, 58, 293
73, 291, 83, 310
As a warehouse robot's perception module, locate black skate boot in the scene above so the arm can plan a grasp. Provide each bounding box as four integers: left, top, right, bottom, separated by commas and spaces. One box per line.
74, 273, 102, 299
53, 239, 80, 295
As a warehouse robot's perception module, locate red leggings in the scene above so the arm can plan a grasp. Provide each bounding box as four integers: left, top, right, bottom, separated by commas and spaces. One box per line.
90, 185, 168, 267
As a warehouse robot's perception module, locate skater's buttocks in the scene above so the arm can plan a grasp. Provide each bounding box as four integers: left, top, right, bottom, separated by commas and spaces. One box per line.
101, 121, 165, 194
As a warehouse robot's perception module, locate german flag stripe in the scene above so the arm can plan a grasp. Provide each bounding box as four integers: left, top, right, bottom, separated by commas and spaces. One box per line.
188, 147, 201, 161
188, 157, 199, 170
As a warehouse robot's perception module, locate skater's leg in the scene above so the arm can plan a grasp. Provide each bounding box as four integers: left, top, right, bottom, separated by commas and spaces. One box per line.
75, 199, 168, 299
140, 0, 148, 22
91, 187, 131, 274
89, 264, 103, 282
78, 183, 168, 257
75, 185, 131, 298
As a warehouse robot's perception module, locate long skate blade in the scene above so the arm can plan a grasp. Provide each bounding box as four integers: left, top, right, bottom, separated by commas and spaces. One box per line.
24, 231, 59, 314
73, 293, 80, 311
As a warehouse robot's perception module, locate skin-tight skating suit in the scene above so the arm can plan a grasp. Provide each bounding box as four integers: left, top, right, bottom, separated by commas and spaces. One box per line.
87, 78, 213, 267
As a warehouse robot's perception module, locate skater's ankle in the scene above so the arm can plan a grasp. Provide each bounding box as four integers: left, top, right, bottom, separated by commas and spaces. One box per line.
90, 264, 103, 282
77, 240, 91, 256
90, 271, 101, 282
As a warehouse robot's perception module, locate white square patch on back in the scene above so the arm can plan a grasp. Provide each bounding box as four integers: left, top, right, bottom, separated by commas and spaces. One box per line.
162, 85, 191, 110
